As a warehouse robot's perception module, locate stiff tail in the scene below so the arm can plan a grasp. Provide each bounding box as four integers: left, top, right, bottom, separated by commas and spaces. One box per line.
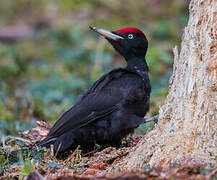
37, 132, 75, 153
36, 137, 57, 148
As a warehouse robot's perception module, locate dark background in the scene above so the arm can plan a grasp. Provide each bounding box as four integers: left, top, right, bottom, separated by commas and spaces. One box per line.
0, 0, 189, 136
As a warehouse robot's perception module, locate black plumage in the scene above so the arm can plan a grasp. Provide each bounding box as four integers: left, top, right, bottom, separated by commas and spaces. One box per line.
38, 27, 151, 153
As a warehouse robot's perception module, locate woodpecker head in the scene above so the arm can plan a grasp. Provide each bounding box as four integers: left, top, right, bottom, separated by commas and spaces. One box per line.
90, 26, 148, 59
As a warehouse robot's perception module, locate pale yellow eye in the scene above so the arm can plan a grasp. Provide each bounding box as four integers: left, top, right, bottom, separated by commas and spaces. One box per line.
128, 34, 133, 39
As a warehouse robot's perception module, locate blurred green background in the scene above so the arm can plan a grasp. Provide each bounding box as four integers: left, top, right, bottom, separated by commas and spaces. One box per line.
0, 0, 189, 136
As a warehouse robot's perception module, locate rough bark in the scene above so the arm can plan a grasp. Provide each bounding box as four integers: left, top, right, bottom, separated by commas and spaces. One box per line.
110, 0, 217, 171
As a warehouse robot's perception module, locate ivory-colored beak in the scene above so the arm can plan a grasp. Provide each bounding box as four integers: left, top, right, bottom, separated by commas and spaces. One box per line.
90, 26, 124, 41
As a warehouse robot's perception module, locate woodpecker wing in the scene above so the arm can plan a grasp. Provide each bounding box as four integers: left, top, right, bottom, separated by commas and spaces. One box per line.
43, 68, 127, 141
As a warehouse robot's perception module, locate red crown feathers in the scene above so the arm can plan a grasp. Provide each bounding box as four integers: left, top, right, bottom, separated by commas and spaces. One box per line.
116, 27, 146, 39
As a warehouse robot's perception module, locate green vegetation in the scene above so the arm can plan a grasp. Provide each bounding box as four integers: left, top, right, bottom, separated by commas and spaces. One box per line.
0, 0, 188, 128
0, 1, 190, 178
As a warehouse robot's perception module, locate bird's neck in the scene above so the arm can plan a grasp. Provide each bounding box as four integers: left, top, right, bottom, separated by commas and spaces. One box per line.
125, 56, 149, 77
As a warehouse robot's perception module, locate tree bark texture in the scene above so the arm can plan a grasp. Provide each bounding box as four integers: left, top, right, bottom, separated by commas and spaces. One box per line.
110, 0, 217, 171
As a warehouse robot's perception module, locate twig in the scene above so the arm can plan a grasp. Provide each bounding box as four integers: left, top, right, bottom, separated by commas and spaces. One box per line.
6, 136, 32, 145
66, 145, 81, 165
54, 143, 62, 158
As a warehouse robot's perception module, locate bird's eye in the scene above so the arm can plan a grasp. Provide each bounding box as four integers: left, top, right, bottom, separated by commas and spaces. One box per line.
128, 34, 133, 39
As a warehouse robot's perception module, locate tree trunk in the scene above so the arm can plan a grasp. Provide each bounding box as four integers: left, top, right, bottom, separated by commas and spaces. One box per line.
111, 0, 217, 170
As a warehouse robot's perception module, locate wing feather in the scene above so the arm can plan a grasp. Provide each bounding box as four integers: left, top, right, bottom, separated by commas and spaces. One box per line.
44, 68, 127, 140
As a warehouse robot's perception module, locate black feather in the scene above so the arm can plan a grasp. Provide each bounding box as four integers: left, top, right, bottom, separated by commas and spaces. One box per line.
38, 27, 151, 154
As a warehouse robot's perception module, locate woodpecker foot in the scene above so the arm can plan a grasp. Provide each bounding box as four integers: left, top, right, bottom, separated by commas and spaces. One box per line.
144, 115, 159, 123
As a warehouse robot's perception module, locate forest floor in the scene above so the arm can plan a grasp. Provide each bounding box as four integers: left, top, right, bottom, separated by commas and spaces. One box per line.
1, 121, 217, 180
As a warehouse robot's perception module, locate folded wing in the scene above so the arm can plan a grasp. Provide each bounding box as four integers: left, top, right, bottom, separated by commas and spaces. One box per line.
42, 69, 127, 142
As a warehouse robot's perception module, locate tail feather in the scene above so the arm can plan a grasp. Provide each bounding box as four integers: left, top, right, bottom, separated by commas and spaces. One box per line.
53, 132, 75, 153
37, 132, 75, 153
37, 137, 57, 148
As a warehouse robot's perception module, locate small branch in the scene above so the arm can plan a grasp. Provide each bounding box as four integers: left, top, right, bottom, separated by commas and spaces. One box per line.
6, 136, 32, 145
144, 115, 159, 123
